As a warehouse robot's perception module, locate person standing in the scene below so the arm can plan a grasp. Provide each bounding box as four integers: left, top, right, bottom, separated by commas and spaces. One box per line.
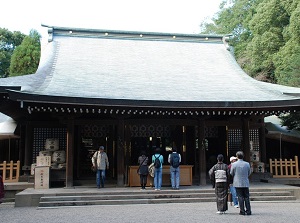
92, 146, 109, 188
137, 150, 149, 190
209, 154, 229, 214
152, 147, 164, 191
228, 156, 239, 208
168, 147, 181, 190
230, 151, 252, 215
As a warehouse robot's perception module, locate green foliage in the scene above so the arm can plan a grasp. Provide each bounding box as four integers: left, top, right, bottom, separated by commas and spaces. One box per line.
274, 40, 300, 85
280, 0, 300, 16
0, 28, 25, 77
279, 112, 300, 131
246, 27, 284, 81
273, 3, 300, 86
245, 0, 289, 81
275, 50, 300, 86
9, 30, 41, 77
249, 0, 289, 35
283, 53, 300, 87
288, 4, 300, 40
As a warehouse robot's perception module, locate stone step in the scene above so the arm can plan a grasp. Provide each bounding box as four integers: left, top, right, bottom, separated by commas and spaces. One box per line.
39, 197, 216, 207
38, 190, 293, 202
39, 192, 216, 202
250, 195, 296, 201
38, 189, 297, 208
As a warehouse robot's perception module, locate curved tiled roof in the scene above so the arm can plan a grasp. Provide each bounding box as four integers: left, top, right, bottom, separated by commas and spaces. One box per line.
2, 25, 300, 109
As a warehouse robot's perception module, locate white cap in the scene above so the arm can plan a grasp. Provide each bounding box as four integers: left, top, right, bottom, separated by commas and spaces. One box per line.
230, 156, 237, 162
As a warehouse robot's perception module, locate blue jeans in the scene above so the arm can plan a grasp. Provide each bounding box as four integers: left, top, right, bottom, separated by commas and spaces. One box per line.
170, 166, 180, 188
230, 184, 238, 206
154, 168, 162, 189
96, 169, 106, 188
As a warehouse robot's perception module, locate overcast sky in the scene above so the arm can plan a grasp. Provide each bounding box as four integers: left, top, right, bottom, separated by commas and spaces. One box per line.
1, 0, 222, 37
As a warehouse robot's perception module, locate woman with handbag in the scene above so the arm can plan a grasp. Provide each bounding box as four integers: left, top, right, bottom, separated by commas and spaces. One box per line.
137, 151, 149, 190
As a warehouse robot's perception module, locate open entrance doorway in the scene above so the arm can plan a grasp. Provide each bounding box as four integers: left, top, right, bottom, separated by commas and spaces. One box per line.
129, 137, 173, 165
75, 124, 115, 186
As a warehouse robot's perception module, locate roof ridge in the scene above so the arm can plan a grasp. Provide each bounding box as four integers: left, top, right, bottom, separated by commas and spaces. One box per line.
43, 24, 226, 44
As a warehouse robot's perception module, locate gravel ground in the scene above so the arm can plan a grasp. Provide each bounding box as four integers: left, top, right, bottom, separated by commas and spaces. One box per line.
1, 201, 300, 223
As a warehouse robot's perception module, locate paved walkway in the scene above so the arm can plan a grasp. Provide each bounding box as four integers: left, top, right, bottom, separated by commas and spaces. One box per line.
2, 181, 300, 223
1, 199, 300, 223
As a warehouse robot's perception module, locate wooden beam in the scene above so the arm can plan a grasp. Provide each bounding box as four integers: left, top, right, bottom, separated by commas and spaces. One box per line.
124, 118, 198, 126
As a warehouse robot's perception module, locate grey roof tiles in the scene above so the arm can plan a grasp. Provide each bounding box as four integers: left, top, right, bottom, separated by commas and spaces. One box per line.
1, 26, 300, 108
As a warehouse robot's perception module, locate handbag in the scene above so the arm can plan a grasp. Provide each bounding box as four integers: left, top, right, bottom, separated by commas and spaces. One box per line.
91, 151, 99, 172
148, 163, 154, 177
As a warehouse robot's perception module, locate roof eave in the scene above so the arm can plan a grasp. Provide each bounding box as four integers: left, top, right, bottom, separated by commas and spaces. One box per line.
7, 90, 300, 111
0, 86, 21, 93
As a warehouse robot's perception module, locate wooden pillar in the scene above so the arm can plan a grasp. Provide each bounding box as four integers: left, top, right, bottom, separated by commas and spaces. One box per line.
117, 118, 125, 187
182, 125, 186, 164
124, 122, 131, 186
24, 122, 33, 167
19, 124, 24, 167
242, 118, 250, 162
198, 119, 206, 185
194, 126, 199, 177
65, 118, 74, 188
259, 120, 267, 163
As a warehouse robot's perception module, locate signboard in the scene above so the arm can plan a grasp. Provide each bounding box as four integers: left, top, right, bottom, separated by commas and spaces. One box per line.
34, 166, 50, 189
36, 156, 51, 167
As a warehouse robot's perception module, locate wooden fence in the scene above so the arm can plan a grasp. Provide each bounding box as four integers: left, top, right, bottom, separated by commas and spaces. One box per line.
0, 161, 20, 182
269, 156, 299, 178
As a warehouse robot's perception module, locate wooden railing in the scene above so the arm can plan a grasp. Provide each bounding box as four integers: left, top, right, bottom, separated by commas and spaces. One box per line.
0, 161, 20, 182
269, 156, 299, 178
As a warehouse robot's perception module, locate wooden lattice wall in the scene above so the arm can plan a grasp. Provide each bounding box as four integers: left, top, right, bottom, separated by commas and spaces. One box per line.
32, 127, 67, 163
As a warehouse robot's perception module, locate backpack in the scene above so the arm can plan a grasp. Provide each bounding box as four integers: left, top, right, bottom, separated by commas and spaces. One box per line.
154, 155, 161, 168
171, 153, 180, 168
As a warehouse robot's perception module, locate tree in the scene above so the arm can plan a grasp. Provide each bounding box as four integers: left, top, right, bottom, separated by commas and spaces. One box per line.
9, 30, 41, 77
273, 3, 300, 86
200, 0, 300, 130
246, 0, 290, 82
279, 112, 300, 131
0, 28, 25, 77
